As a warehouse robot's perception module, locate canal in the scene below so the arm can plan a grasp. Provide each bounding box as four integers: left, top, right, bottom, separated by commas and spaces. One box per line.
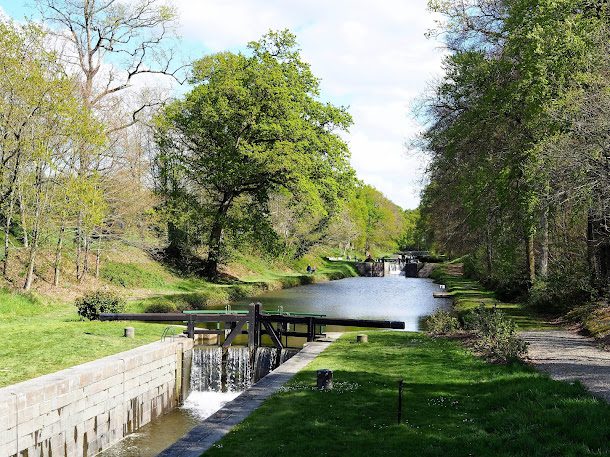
99, 275, 450, 456
232, 275, 450, 331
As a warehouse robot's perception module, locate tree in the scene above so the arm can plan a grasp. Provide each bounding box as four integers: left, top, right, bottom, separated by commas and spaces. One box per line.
35, 0, 183, 283
420, 0, 610, 304
155, 30, 354, 277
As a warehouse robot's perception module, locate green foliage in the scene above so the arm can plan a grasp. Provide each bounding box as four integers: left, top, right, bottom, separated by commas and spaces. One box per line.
465, 304, 528, 363
420, 0, 610, 308
398, 208, 427, 250
75, 291, 125, 321
425, 310, 460, 336
144, 302, 177, 313
345, 184, 406, 256
155, 30, 355, 276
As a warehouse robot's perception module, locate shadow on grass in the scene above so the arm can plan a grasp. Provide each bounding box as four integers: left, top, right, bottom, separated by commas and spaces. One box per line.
203, 332, 610, 457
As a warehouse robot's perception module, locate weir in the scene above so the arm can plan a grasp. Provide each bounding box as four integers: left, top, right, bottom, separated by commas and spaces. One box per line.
189, 345, 301, 395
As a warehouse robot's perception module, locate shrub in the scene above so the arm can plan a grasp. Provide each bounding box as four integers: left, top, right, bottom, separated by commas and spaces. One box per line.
75, 291, 125, 321
464, 304, 528, 363
425, 310, 461, 336
145, 302, 177, 313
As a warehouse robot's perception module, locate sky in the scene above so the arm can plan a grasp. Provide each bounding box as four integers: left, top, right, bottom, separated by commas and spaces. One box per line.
0, 1, 445, 209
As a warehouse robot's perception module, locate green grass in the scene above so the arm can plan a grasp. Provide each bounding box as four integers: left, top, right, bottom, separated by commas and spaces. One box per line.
0, 290, 168, 387
430, 266, 554, 330
203, 331, 610, 457
101, 260, 170, 289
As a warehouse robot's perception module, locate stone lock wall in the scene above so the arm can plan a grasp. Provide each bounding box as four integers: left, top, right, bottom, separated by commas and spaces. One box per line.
0, 337, 194, 457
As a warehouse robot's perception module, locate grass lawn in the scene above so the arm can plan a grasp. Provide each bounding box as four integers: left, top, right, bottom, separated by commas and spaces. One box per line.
204, 331, 610, 457
0, 290, 169, 387
430, 265, 555, 330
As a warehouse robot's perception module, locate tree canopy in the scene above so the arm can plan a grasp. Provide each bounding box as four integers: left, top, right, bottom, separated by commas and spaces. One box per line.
420, 0, 610, 306
155, 30, 355, 277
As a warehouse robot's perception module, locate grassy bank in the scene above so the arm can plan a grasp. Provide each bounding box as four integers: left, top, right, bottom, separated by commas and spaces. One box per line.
429, 264, 554, 330
566, 303, 610, 341
128, 256, 358, 313
0, 252, 357, 387
0, 290, 165, 387
204, 331, 610, 457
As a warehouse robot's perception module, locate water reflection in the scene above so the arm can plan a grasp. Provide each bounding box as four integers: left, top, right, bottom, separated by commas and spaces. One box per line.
232, 276, 450, 331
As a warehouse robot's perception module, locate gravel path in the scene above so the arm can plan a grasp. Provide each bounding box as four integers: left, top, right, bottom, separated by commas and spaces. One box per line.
521, 330, 610, 402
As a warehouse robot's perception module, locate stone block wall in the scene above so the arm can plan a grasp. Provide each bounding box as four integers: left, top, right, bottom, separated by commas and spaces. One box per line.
0, 337, 194, 457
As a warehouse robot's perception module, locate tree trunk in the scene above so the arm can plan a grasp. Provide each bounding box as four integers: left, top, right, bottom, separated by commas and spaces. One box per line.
76, 211, 83, 281
95, 244, 101, 278
19, 192, 28, 248
526, 232, 536, 285
83, 235, 90, 275
24, 165, 45, 291
587, 211, 602, 291
53, 223, 65, 287
205, 195, 233, 279
539, 206, 549, 279
485, 224, 493, 276
2, 194, 15, 277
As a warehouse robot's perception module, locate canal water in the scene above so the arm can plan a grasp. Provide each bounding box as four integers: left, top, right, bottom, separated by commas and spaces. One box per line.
99, 275, 449, 456
232, 275, 450, 331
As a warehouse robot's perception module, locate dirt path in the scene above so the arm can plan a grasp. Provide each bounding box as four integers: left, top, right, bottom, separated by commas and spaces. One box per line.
521, 330, 610, 402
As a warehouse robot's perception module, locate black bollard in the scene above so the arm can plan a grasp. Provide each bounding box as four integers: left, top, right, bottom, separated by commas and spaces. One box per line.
317, 369, 333, 390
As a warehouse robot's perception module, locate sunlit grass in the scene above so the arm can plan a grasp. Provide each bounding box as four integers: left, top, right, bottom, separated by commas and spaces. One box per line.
203, 332, 610, 457
430, 266, 555, 330
0, 290, 167, 387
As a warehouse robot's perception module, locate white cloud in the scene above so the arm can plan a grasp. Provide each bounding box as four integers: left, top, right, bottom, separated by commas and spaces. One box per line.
174, 0, 445, 208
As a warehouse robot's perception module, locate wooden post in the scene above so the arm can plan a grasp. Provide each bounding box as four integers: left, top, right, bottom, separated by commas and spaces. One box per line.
248, 303, 261, 350
397, 379, 404, 424
307, 317, 315, 342
187, 319, 195, 339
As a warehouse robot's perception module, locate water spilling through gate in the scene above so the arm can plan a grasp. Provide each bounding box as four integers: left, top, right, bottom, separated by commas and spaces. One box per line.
189, 345, 300, 393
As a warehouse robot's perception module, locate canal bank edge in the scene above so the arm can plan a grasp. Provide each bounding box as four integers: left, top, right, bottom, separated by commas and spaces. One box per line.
0, 337, 194, 457
156, 333, 342, 457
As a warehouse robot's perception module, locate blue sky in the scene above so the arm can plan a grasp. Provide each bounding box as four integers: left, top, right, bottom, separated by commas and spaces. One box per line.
0, 0, 445, 209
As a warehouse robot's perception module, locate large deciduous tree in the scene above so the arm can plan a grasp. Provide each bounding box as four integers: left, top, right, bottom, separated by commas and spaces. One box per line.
155, 30, 354, 278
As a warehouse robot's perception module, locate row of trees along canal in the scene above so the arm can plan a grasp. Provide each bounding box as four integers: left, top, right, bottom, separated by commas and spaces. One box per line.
0, 1, 413, 291
416, 0, 610, 309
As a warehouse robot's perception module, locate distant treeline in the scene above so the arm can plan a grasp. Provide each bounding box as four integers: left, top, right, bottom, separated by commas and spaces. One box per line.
418, 0, 610, 309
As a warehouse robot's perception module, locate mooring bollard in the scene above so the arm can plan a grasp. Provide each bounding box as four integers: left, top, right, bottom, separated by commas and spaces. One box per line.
356, 334, 368, 343
317, 369, 333, 390
124, 327, 135, 338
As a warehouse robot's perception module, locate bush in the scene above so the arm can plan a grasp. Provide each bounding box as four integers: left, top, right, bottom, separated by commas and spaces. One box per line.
75, 291, 125, 321
425, 310, 461, 336
145, 302, 177, 313
464, 304, 528, 363
144, 302, 178, 313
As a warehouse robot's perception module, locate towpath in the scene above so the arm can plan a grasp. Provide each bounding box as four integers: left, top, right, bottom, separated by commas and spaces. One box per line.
521, 330, 610, 403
